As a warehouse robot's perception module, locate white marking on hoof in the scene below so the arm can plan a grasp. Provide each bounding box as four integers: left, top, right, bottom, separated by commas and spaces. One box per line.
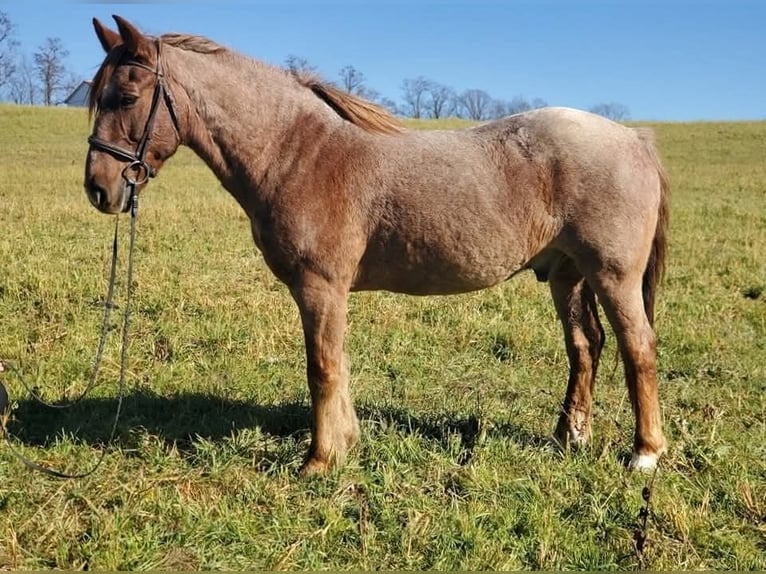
629, 452, 659, 472
569, 426, 589, 448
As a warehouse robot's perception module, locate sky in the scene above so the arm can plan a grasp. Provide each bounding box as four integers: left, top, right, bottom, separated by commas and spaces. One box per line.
2, 0, 764, 121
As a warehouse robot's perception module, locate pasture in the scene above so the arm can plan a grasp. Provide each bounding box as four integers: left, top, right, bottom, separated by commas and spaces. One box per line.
0, 104, 764, 569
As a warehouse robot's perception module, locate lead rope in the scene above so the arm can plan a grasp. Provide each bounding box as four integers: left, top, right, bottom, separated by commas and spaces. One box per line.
3, 219, 120, 409
0, 193, 139, 479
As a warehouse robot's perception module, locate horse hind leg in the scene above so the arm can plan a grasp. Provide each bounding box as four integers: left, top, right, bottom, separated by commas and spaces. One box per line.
549, 258, 605, 451
589, 267, 667, 470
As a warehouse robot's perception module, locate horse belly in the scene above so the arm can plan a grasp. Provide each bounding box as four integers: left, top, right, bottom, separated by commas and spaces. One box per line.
352, 222, 526, 295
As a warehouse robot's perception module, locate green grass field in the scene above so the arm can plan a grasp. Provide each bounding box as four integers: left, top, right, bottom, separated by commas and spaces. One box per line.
0, 104, 764, 570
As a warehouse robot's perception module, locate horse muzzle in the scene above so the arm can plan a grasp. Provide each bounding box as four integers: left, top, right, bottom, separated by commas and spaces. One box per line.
85, 178, 132, 214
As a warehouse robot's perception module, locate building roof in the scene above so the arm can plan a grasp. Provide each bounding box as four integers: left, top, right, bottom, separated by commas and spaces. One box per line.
61, 80, 92, 107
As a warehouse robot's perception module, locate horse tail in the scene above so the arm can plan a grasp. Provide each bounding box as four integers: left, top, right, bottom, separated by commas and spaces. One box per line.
635, 128, 670, 327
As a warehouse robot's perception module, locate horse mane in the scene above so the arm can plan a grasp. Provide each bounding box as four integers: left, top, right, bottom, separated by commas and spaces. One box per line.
295, 74, 404, 135
89, 32, 403, 135
160, 33, 225, 54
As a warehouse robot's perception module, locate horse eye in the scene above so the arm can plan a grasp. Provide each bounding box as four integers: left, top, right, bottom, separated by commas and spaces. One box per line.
120, 94, 138, 107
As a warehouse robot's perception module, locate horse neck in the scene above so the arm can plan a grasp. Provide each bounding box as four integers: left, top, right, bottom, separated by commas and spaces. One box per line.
165, 44, 334, 207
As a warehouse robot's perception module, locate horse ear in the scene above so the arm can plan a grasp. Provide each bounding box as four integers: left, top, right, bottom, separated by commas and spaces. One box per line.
112, 15, 149, 57
93, 18, 121, 53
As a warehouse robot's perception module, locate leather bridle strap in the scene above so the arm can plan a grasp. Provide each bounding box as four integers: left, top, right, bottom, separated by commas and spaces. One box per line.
87, 40, 180, 188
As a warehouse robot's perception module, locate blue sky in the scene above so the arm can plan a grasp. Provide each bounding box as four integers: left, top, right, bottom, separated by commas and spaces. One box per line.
2, 1, 764, 121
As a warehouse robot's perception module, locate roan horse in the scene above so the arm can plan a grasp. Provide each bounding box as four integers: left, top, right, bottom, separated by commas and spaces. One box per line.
84, 16, 669, 475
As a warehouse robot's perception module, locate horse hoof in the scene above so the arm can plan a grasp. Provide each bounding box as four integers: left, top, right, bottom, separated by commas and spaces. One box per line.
629, 452, 659, 472
553, 424, 590, 452
298, 457, 331, 477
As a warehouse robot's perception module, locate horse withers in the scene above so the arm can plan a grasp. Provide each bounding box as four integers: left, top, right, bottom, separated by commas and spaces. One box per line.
84, 15, 669, 475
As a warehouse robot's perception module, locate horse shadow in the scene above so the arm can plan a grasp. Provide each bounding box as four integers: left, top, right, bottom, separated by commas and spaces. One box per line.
4, 389, 548, 466
5, 390, 308, 449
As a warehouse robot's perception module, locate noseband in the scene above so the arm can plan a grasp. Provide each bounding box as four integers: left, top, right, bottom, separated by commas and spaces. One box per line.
87, 40, 180, 211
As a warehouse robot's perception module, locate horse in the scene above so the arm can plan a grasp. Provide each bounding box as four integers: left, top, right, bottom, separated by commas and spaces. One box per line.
84, 15, 669, 475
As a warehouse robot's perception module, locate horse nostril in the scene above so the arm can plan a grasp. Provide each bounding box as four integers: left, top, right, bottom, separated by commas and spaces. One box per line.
87, 180, 109, 209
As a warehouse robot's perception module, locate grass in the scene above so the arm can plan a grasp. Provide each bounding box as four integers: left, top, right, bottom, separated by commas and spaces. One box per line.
0, 104, 764, 570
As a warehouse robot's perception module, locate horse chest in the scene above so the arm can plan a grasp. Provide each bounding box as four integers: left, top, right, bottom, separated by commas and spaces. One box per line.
248, 217, 299, 284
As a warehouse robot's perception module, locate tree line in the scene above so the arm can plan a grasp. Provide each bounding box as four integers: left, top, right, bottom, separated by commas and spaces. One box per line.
0, 11, 630, 121
0, 12, 79, 106
288, 55, 630, 121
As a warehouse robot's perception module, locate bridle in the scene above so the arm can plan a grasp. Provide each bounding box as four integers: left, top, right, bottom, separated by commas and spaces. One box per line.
87, 39, 181, 213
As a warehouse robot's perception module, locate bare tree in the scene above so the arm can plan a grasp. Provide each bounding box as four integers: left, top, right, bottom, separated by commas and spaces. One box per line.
488, 99, 511, 119
62, 70, 81, 97
338, 65, 366, 94
507, 96, 531, 115
378, 96, 399, 115
34, 37, 70, 105
336, 66, 381, 102
0, 10, 18, 95
9, 53, 36, 104
361, 86, 382, 102
488, 95, 548, 119
400, 76, 430, 119
424, 80, 455, 119
285, 54, 316, 76
589, 102, 630, 121
458, 88, 492, 120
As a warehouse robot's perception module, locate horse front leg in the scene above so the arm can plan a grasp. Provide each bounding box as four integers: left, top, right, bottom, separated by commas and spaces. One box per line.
291, 272, 359, 475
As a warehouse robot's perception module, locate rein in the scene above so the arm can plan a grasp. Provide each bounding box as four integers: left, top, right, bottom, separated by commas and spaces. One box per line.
0, 41, 173, 478
0, 197, 139, 479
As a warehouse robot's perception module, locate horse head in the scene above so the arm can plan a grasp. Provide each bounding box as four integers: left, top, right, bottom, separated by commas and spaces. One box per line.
85, 16, 180, 213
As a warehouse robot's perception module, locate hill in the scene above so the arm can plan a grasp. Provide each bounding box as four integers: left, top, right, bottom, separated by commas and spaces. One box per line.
0, 104, 764, 569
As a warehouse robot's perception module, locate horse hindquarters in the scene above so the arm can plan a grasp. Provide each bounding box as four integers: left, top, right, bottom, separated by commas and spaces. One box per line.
545, 121, 669, 469
582, 136, 668, 469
